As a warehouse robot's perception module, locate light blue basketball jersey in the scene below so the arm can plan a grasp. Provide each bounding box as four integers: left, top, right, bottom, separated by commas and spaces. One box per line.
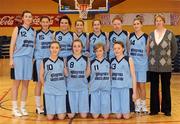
111, 56, 132, 88
43, 57, 66, 95
13, 26, 35, 57
109, 30, 128, 58
34, 30, 54, 59
89, 58, 111, 92
129, 33, 148, 71
89, 32, 107, 60
74, 32, 88, 54
55, 31, 73, 57
67, 55, 88, 91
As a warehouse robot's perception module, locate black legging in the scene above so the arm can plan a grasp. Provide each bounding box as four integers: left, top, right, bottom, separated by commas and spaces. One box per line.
149, 72, 171, 114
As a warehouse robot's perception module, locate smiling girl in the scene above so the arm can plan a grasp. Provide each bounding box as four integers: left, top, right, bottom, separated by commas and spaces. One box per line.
10, 10, 35, 117
129, 15, 149, 114
66, 39, 90, 118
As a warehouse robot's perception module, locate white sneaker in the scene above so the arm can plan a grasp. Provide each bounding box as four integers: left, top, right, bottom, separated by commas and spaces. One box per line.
12, 108, 22, 117
20, 108, 29, 116
135, 99, 141, 113
135, 104, 141, 113
36, 107, 44, 114
141, 100, 148, 113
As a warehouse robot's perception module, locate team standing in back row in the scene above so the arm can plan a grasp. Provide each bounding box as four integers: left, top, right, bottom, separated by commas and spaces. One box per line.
9, 10, 177, 120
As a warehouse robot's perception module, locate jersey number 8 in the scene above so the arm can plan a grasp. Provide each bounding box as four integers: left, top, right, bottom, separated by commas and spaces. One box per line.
70, 62, 74, 68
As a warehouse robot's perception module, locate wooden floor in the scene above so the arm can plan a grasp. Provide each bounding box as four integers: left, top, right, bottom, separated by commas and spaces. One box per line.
0, 59, 180, 124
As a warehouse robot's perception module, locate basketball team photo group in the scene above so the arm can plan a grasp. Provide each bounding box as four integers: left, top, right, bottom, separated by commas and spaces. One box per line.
0, 0, 180, 124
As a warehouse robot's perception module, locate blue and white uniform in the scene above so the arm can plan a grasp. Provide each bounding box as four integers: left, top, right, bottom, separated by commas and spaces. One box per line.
89, 32, 107, 60
12, 25, 35, 80
109, 30, 128, 59
129, 32, 148, 82
43, 57, 66, 114
74, 32, 88, 55
89, 58, 111, 114
111, 56, 132, 114
33, 29, 54, 82
54, 31, 73, 57
67, 55, 89, 113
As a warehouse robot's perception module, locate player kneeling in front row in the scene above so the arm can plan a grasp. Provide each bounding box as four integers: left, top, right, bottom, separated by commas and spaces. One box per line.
89, 43, 111, 119
66, 39, 90, 119
111, 41, 137, 119
40, 41, 67, 120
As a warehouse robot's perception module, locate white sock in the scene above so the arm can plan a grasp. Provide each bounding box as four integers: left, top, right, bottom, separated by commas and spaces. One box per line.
141, 99, 146, 105
12, 101, 18, 110
35, 96, 41, 109
136, 99, 141, 105
21, 101, 26, 109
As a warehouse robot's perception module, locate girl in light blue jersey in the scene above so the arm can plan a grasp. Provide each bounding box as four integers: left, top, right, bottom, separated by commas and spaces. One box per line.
66, 39, 90, 119
54, 15, 73, 58
10, 10, 35, 117
129, 15, 149, 113
89, 43, 111, 119
89, 19, 108, 60
109, 16, 129, 59
111, 41, 137, 119
40, 41, 67, 120
34, 16, 54, 114
74, 19, 89, 56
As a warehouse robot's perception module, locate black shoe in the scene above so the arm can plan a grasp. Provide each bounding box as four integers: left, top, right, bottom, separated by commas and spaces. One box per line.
36, 109, 44, 114
165, 112, 171, 116
149, 112, 158, 115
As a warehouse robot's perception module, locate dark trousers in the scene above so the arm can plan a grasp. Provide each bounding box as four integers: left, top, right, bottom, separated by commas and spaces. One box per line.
149, 71, 171, 114
129, 88, 135, 112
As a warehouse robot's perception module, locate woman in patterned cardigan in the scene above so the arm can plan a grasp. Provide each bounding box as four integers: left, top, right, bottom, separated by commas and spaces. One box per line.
148, 13, 178, 116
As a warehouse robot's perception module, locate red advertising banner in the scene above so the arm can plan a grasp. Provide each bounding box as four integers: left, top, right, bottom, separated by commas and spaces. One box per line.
0, 14, 63, 27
